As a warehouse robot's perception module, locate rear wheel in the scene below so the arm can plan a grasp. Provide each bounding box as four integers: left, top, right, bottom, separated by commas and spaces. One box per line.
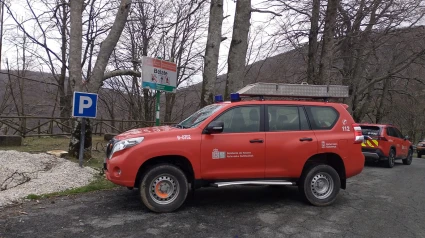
418, 152, 422, 158
386, 149, 395, 168
299, 164, 341, 206
140, 164, 188, 213
403, 148, 413, 165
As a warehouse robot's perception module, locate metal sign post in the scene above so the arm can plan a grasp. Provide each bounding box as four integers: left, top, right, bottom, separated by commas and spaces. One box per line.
72, 91, 98, 168
140, 56, 177, 126
79, 118, 86, 167
155, 90, 161, 126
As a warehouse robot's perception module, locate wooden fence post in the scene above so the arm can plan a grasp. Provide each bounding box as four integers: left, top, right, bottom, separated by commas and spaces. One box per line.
100, 117, 103, 135
22, 117, 27, 137
38, 120, 41, 138
49, 120, 53, 134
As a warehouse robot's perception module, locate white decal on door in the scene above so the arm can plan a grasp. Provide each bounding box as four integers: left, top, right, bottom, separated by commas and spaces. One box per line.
212, 149, 226, 159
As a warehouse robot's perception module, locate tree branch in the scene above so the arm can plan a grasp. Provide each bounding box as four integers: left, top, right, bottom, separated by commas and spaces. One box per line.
251, 8, 282, 16
102, 70, 141, 81
358, 49, 425, 95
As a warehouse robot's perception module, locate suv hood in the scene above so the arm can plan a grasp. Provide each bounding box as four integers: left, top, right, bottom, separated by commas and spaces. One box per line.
114, 125, 179, 140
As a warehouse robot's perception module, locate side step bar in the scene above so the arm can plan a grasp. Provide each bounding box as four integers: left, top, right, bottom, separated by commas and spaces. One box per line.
211, 180, 296, 188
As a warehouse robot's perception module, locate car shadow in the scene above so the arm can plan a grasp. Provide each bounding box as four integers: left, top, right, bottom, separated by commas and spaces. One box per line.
364, 160, 405, 168
187, 185, 301, 204
125, 185, 304, 210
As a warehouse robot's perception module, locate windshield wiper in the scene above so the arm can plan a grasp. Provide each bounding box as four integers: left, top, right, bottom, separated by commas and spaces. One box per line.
173, 124, 190, 129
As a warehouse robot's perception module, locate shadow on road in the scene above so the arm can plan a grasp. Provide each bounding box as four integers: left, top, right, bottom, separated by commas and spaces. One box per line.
123, 185, 305, 212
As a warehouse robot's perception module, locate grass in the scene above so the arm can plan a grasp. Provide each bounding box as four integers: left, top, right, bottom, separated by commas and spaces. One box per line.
1, 135, 118, 199
25, 175, 117, 200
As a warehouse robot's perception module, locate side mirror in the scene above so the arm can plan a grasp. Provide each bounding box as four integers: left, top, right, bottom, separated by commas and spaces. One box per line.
404, 135, 409, 140
204, 121, 224, 134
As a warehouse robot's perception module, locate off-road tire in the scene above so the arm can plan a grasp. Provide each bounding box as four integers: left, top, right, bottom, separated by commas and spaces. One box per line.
386, 149, 396, 168
299, 164, 341, 206
140, 164, 188, 213
403, 148, 413, 165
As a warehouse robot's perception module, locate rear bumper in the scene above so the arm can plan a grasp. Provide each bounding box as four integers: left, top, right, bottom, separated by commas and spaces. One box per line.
362, 148, 386, 161
362, 152, 380, 160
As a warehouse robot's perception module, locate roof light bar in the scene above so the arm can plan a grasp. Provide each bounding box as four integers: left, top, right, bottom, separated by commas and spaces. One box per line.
230, 93, 241, 102
214, 95, 224, 103
236, 82, 349, 98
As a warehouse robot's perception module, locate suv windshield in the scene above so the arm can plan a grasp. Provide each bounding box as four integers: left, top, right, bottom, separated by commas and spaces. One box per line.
175, 104, 224, 128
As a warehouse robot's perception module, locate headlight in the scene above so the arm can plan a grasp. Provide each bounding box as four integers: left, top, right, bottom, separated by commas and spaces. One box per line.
109, 137, 144, 159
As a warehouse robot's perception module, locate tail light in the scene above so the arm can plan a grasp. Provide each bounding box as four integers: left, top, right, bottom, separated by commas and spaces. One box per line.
353, 123, 364, 144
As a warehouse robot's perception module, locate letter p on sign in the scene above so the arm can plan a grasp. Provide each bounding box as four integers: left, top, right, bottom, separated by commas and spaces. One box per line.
79, 96, 93, 114
72, 92, 98, 118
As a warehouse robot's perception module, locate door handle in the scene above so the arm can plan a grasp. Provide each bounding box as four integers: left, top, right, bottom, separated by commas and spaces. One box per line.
250, 139, 263, 143
299, 137, 313, 142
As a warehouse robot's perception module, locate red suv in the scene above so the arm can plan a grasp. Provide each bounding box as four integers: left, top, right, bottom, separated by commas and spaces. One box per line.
359, 124, 413, 168
104, 83, 365, 212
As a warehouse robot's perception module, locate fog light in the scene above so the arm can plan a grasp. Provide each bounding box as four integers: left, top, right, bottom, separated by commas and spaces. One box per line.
113, 167, 121, 177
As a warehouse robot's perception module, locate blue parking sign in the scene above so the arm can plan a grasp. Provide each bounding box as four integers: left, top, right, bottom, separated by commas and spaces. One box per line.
72, 92, 98, 118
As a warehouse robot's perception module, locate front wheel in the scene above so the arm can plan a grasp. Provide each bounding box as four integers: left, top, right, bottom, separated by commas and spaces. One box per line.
403, 148, 413, 165
299, 164, 341, 206
140, 164, 188, 213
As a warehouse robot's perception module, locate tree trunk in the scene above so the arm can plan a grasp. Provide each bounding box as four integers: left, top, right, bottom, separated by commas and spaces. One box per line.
69, 118, 92, 158
164, 93, 176, 122
200, 0, 224, 108
68, 0, 133, 159
375, 78, 390, 123
59, 1, 71, 132
87, 0, 132, 92
68, 0, 87, 158
307, 0, 320, 84
224, 0, 251, 99
317, 0, 340, 85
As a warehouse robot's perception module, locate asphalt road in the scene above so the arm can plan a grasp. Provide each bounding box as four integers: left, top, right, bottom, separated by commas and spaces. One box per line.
1, 158, 425, 238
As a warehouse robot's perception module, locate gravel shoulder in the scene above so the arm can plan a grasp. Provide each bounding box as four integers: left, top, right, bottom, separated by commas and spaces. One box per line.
0, 150, 97, 207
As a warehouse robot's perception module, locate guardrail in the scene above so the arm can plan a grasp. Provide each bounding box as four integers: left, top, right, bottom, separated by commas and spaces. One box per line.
0, 116, 176, 137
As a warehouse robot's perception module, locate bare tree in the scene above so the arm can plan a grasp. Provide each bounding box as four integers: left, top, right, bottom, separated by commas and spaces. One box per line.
224, 0, 252, 99
4, 0, 72, 128
307, 0, 320, 84
316, 0, 340, 85
200, 0, 224, 107
68, 0, 136, 158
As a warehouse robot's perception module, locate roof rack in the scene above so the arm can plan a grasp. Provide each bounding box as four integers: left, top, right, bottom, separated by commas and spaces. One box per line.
235, 82, 349, 99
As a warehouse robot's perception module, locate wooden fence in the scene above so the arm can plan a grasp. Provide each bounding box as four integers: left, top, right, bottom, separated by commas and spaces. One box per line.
0, 116, 176, 137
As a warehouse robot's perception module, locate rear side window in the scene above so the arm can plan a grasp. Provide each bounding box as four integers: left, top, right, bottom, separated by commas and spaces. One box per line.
386, 127, 397, 137
389, 127, 403, 138
305, 106, 339, 130
267, 106, 310, 131
360, 126, 381, 136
